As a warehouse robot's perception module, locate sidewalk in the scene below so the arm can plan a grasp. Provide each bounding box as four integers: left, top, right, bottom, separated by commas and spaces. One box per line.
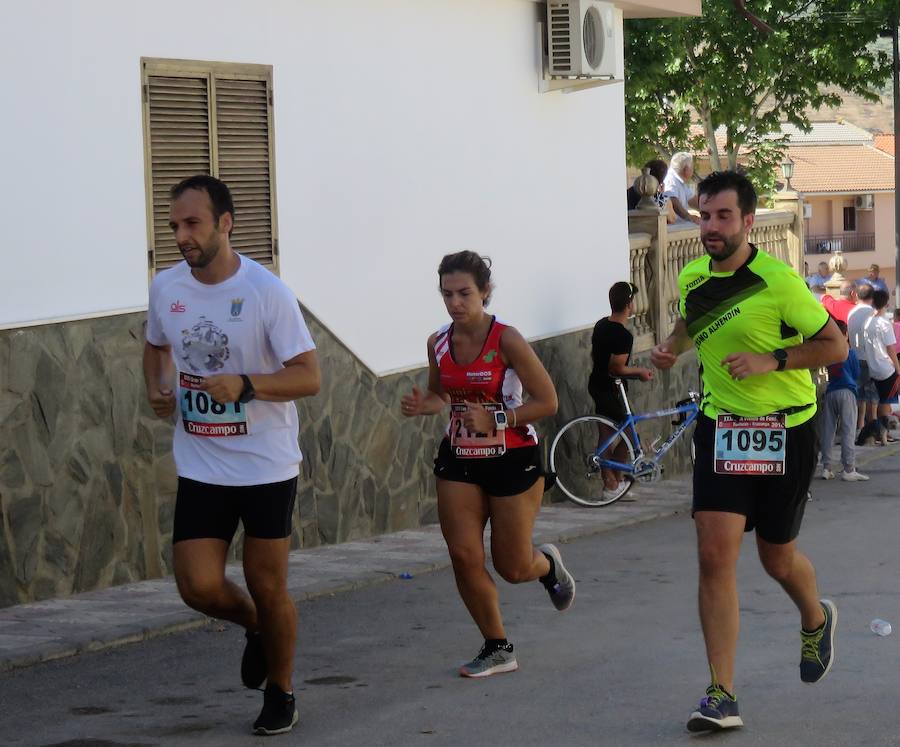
0, 479, 693, 673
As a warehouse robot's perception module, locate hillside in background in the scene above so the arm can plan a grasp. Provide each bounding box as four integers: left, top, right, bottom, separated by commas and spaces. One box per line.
809, 38, 893, 134
811, 88, 893, 134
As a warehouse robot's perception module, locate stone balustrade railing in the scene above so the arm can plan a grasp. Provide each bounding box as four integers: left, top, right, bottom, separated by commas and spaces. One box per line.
627, 192, 804, 352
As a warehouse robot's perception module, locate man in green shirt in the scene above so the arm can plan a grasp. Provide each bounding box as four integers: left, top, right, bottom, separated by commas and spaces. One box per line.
651, 171, 847, 733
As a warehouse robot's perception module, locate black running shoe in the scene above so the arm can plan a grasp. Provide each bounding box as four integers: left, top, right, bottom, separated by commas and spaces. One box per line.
686, 683, 743, 732
241, 630, 267, 689
253, 683, 299, 736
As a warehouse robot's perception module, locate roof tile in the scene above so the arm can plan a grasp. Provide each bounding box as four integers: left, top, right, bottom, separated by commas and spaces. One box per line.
787, 144, 894, 194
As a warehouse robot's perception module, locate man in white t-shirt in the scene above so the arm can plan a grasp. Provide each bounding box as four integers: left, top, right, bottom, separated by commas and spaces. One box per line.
859, 289, 900, 445
663, 152, 700, 226
144, 175, 320, 736
848, 284, 877, 435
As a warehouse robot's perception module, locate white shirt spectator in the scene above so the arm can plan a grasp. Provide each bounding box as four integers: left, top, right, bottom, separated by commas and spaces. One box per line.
663, 169, 695, 225
848, 303, 875, 356
863, 314, 896, 381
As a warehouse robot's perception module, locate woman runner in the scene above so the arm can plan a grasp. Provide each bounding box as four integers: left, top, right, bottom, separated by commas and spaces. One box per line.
400, 251, 575, 677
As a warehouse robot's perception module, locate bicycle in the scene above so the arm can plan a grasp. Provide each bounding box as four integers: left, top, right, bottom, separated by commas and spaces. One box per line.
549, 376, 700, 507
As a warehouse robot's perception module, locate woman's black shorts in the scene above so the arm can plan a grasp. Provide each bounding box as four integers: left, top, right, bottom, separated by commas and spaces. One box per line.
433, 439, 542, 497
692, 413, 817, 544
173, 476, 298, 543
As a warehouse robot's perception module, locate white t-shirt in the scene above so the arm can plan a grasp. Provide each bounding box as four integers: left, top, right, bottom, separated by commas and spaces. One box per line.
146, 255, 316, 486
862, 314, 897, 381
847, 303, 875, 356
663, 170, 695, 224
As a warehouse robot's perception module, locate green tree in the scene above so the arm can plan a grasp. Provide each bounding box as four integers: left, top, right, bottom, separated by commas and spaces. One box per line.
625, 0, 893, 195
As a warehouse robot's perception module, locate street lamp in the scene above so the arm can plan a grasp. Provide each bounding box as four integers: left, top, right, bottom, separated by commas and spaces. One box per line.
780, 155, 794, 191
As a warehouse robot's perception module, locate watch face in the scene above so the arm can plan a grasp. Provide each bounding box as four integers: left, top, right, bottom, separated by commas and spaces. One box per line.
494, 411, 508, 426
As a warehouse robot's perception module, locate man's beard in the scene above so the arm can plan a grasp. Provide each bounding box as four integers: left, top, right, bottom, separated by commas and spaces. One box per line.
181, 238, 220, 268
701, 231, 744, 262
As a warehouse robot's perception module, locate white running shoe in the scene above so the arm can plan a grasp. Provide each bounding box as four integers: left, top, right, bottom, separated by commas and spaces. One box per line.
821, 468, 835, 480
841, 470, 869, 481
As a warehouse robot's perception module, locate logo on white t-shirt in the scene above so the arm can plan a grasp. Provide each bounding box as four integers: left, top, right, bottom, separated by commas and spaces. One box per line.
180, 316, 230, 372
230, 298, 244, 319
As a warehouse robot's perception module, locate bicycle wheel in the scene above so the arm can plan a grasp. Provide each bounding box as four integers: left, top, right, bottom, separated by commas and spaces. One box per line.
549, 415, 637, 507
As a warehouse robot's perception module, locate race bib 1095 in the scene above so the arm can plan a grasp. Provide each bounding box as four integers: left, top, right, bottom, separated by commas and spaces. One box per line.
714, 413, 786, 476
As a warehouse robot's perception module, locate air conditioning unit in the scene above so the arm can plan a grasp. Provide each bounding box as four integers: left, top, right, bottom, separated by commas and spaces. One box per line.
855, 194, 874, 210
802, 203, 813, 219
547, 1, 623, 79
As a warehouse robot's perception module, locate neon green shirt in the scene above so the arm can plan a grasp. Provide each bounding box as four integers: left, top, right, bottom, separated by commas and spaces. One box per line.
678, 245, 829, 427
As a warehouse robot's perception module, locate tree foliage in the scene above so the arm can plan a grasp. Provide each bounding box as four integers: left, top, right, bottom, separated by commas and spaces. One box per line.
625, 0, 895, 195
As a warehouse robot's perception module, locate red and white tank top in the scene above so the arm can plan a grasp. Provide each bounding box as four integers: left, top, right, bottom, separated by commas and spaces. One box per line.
434, 317, 538, 458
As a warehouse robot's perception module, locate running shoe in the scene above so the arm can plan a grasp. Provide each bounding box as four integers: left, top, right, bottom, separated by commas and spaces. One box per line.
537, 543, 576, 612
253, 683, 299, 736
459, 642, 518, 678
800, 599, 837, 684
841, 470, 869, 482
241, 629, 267, 689
686, 683, 743, 732
821, 468, 835, 480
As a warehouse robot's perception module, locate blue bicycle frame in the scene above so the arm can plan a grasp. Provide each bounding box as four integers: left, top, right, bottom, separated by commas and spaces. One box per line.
595, 380, 700, 477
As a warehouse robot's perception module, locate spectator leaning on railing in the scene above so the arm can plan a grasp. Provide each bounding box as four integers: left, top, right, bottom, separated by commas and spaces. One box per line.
859, 263, 889, 295
805, 261, 831, 301
627, 159, 665, 209
663, 152, 700, 226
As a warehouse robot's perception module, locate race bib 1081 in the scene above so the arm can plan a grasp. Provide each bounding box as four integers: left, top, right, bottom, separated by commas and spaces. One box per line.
179, 372, 249, 437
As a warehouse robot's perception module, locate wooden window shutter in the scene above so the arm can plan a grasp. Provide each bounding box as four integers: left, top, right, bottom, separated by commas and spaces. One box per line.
142, 59, 278, 277
214, 78, 276, 268
145, 74, 212, 271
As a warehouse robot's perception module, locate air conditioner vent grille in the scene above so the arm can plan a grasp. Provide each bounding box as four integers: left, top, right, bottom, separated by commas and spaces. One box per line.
549, 5, 574, 73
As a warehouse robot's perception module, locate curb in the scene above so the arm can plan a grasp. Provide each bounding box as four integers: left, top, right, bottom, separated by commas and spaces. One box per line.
0, 486, 692, 673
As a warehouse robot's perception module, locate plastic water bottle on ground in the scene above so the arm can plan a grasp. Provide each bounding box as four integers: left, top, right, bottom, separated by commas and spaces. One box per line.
870, 619, 892, 636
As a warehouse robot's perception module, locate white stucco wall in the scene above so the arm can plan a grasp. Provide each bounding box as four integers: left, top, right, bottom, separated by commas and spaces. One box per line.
0, 0, 628, 374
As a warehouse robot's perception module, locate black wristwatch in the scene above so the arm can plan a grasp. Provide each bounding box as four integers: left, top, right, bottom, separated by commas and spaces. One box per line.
772, 348, 788, 372
238, 374, 256, 403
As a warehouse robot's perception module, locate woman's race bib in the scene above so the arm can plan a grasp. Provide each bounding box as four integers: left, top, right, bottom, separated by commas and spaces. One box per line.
179, 372, 249, 437
450, 401, 507, 458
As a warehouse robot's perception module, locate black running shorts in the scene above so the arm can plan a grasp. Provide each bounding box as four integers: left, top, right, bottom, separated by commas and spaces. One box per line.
173, 476, 298, 543
433, 439, 542, 497
873, 371, 899, 405
591, 390, 627, 423
691, 413, 817, 544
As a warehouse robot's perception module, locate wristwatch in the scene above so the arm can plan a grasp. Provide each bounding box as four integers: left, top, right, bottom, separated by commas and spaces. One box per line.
772, 348, 788, 372
493, 410, 508, 430
238, 374, 256, 403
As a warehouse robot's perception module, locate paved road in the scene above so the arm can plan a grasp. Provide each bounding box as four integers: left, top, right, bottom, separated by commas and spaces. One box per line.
1, 446, 899, 746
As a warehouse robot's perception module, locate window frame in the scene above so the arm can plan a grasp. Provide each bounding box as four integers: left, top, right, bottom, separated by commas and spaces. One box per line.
843, 205, 856, 232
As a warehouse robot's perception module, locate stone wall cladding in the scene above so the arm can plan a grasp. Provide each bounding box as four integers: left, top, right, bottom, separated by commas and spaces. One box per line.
0, 310, 696, 606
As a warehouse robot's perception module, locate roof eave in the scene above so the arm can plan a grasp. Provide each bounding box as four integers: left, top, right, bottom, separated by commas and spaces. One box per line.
617, 0, 702, 18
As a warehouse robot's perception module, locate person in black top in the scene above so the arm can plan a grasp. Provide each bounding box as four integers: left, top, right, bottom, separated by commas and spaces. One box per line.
626, 159, 669, 210
588, 281, 653, 490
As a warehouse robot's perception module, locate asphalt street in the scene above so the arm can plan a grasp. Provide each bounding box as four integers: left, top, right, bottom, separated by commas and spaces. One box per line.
1, 446, 898, 747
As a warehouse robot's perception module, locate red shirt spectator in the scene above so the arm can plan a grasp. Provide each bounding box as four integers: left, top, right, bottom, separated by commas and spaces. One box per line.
821, 281, 858, 324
